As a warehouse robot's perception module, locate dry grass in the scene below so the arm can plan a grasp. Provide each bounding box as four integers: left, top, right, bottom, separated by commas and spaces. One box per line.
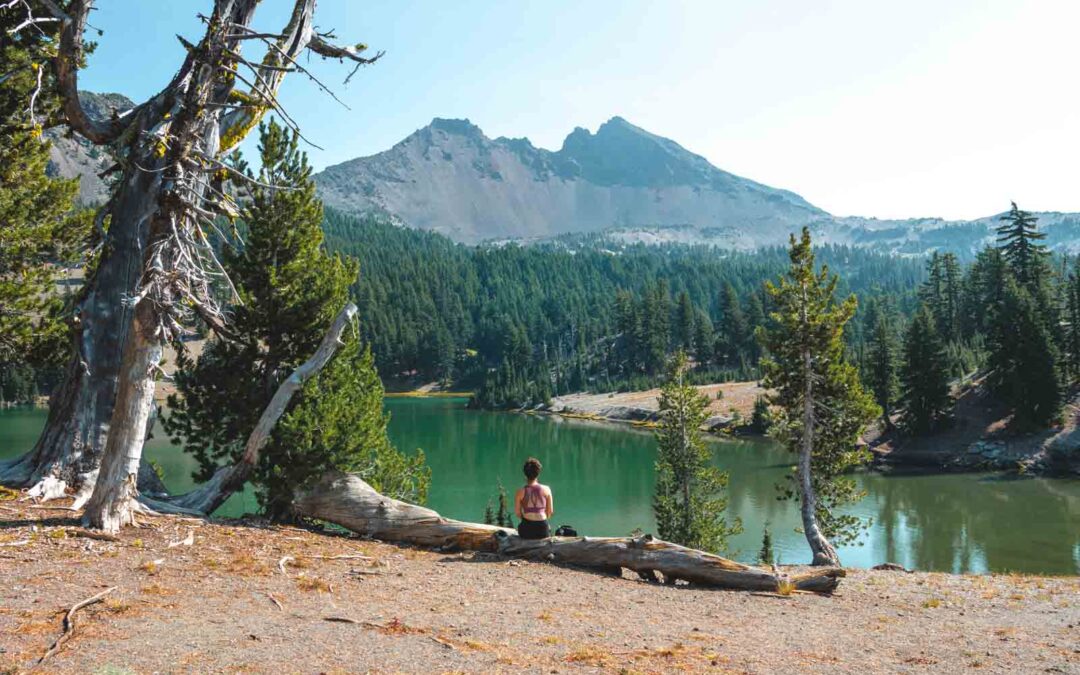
565, 645, 613, 667
294, 575, 331, 593
140, 583, 177, 597
224, 551, 271, 576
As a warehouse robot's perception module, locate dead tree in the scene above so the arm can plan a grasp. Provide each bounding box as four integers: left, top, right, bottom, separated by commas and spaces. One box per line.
293, 473, 845, 594
0, 0, 379, 529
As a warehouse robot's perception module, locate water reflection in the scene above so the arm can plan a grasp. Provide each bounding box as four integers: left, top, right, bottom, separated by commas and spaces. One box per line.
1, 401, 1077, 575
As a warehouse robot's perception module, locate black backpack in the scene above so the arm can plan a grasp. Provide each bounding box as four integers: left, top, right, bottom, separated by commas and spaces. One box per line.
554, 525, 578, 537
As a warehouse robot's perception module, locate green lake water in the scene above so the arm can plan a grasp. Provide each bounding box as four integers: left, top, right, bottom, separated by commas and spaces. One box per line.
2, 398, 1078, 575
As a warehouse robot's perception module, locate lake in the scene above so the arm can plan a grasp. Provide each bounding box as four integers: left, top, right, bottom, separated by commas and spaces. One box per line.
2, 398, 1078, 575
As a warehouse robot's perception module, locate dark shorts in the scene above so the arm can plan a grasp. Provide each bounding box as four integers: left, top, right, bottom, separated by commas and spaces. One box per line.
518, 519, 550, 539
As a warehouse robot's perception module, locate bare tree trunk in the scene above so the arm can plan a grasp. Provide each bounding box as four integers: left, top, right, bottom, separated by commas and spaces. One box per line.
81, 301, 163, 532
293, 473, 845, 594
0, 156, 162, 504
799, 347, 840, 567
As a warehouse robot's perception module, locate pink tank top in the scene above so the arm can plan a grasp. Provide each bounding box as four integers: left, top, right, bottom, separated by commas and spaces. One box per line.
522, 484, 548, 515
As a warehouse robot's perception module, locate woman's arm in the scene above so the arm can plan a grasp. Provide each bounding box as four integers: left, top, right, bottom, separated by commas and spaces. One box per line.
545, 487, 554, 518
514, 488, 523, 519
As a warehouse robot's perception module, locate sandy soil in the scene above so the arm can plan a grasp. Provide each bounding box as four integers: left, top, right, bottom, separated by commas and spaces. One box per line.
1, 501, 1076, 674
548, 382, 766, 425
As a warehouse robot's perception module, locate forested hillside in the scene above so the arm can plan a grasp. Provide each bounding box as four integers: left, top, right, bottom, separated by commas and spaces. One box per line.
323, 209, 927, 406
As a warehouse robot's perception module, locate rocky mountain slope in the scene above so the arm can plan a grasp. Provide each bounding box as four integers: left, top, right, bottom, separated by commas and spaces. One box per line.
48, 99, 1080, 255
315, 116, 826, 244
314, 116, 1080, 254
44, 92, 134, 205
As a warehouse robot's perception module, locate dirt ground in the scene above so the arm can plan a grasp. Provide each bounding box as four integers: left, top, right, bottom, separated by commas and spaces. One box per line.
549, 381, 766, 422
1, 501, 1077, 674
870, 376, 1080, 474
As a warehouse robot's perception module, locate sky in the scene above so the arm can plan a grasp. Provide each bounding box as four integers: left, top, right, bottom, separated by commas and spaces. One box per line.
77, 0, 1080, 221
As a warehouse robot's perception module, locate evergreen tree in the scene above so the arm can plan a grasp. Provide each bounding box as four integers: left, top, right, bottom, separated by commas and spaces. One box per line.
866, 310, 901, 430
996, 202, 1049, 291
1064, 260, 1080, 381
900, 306, 952, 434
653, 352, 741, 552
675, 290, 696, 352
750, 395, 771, 434
0, 15, 90, 377
758, 525, 775, 566
716, 283, 750, 366
757, 228, 879, 566
989, 279, 1062, 431
692, 309, 714, 365
165, 120, 427, 518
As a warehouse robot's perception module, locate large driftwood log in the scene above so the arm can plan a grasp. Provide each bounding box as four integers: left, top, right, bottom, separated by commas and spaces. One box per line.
294, 472, 844, 594
149, 303, 358, 516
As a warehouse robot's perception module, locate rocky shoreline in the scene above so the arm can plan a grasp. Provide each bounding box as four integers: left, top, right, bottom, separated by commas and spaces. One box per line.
535, 381, 1080, 477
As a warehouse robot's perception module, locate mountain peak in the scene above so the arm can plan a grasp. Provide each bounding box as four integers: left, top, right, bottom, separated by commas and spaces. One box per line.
427, 117, 485, 138
315, 115, 825, 243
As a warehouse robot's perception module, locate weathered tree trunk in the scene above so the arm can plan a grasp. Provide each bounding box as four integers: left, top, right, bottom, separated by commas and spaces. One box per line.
81, 301, 163, 532
0, 166, 160, 502
293, 473, 845, 594
8, 0, 379, 518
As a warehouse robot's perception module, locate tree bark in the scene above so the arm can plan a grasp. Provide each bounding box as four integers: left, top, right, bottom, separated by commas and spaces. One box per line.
293, 473, 845, 594
0, 148, 163, 504
81, 300, 163, 532
799, 341, 840, 566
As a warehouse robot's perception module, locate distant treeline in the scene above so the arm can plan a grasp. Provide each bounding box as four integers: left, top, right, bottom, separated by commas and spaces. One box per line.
322, 209, 928, 408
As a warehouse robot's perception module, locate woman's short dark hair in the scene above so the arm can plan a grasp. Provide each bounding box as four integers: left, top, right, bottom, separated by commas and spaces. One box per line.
523, 457, 542, 480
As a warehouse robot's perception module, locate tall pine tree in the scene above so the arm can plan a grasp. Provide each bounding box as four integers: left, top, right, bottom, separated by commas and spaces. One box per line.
758, 228, 879, 566
866, 310, 901, 431
0, 13, 90, 384
900, 306, 952, 434
988, 279, 1062, 431
996, 202, 1048, 290
165, 120, 427, 518
653, 352, 741, 553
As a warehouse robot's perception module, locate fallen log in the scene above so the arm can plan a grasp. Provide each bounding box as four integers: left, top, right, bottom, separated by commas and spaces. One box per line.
293, 472, 844, 594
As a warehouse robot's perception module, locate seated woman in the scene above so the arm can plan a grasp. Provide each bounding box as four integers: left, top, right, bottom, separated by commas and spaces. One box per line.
514, 457, 553, 539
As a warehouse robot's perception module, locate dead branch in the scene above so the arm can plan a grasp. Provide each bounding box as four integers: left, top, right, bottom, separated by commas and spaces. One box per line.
152, 303, 357, 515
46, 0, 129, 143
35, 586, 117, 668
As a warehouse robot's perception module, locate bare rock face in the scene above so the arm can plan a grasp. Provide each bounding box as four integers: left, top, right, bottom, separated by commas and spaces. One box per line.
44, 92, 135, 205
314, 116, 826, 244
315, 116, 1080, 254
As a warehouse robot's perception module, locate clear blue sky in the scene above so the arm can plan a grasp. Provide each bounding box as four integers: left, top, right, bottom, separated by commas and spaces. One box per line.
79, 0, 1080, 220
